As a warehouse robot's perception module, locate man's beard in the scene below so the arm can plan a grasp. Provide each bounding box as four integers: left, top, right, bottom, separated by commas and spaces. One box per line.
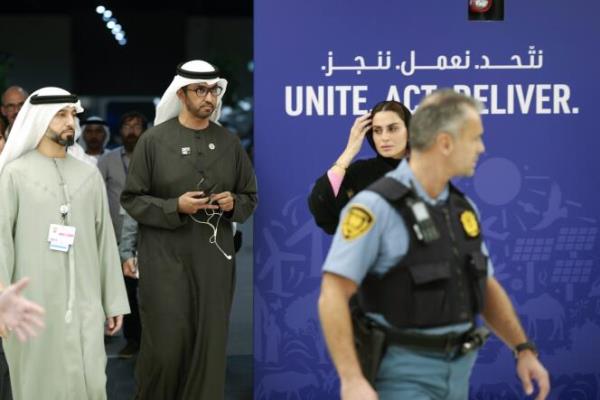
193, 104, 214, 119
187, 97, 215, 120
47, 128, 75, 147
122, 134, 139, 153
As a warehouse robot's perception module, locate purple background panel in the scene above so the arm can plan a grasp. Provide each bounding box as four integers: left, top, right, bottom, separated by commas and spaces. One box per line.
255, 1, 600, 398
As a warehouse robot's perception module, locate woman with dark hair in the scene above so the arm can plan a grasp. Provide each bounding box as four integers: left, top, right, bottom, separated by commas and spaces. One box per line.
308, 101, 412, 234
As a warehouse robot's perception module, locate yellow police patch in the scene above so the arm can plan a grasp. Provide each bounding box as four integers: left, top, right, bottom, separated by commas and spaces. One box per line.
342, 204, 375, 241
460, 210, 480, 238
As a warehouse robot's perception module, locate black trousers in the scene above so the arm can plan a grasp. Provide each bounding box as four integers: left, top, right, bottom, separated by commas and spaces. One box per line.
123, 277, 142, 344
0, 345, 12, 400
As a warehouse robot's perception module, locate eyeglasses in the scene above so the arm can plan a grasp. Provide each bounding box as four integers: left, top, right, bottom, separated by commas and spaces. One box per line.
185, 85, 223, 98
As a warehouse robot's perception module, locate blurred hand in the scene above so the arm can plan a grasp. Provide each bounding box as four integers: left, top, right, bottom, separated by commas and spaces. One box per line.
210, 191, 235, 212
177, 191, 219, 214
122, 257, 138, 279
105, 315, 123, 336
516, 351, 550, 400
340, 376, 378, 400
0, 277, 45, 342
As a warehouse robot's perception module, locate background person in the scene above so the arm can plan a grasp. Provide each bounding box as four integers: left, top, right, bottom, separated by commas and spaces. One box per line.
308, 101, 411, 234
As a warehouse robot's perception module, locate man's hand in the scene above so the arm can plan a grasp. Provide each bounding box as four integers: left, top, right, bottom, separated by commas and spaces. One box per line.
105, 315, 123, 336
0, 277, 45, 342
516, 351, 550, 400
341, 376, 378, 400
177, 191, 219, 214
122, 257, 138, 279
210, 191, 235, 212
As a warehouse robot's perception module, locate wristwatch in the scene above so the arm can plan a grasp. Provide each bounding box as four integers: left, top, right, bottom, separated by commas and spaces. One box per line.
513, 341, 538, 358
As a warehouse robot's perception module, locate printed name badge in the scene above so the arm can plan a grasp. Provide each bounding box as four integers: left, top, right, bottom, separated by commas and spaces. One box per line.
48, 224, 76, 252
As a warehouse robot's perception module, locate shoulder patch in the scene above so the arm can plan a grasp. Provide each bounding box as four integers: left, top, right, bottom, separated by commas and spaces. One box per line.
342, 204, 375, 241
460, 210, 480, 238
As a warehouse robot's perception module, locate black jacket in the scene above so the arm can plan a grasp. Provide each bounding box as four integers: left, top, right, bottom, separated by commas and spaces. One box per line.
308, 156, 400, 234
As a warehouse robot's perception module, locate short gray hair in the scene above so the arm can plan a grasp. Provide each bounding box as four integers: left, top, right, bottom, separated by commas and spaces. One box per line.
409, 89, 482, 151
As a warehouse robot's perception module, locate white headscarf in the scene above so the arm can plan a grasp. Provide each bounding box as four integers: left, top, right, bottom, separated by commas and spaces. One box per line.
67, 117, 99, 166
77, 116, 111, 153
0, 87, 84, 175
154, 60, 228, 126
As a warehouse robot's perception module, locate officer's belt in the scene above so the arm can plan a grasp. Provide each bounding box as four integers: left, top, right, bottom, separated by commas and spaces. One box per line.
384, 326, 490, 355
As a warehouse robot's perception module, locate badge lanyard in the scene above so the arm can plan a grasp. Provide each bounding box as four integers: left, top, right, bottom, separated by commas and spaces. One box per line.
52, 159, 76, 323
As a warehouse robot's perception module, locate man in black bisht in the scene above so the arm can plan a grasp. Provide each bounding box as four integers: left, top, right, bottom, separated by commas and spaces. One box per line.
121, 60, 257, 400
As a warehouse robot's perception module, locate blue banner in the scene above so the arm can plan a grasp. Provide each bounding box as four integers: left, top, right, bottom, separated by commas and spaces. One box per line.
255, 1, 600, 398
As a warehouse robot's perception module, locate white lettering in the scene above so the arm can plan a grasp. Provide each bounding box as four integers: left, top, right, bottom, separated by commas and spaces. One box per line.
284, 86, 302, 117
284, 85, 368, 116
352, 86, 368, 115
386, 85, 401, 102
515, 85, 535, 114
536, 84, 552, 114
553, 84, 571, 114
489, 85, 506, 114
473, 85, 489, 114
286, 84, 579, 116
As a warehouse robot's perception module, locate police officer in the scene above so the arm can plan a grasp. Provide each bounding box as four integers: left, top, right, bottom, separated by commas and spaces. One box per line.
318, 89, 550, 400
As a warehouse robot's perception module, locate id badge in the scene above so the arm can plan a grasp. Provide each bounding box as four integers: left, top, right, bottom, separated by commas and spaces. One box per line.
48, 224, 76, 252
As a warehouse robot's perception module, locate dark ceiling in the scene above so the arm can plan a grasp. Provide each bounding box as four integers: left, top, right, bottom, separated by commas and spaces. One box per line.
0, 0, 252, 17
1, 0, 253, 95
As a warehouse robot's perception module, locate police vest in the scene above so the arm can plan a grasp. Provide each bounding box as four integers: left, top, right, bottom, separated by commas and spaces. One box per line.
356, 177, 488, 329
